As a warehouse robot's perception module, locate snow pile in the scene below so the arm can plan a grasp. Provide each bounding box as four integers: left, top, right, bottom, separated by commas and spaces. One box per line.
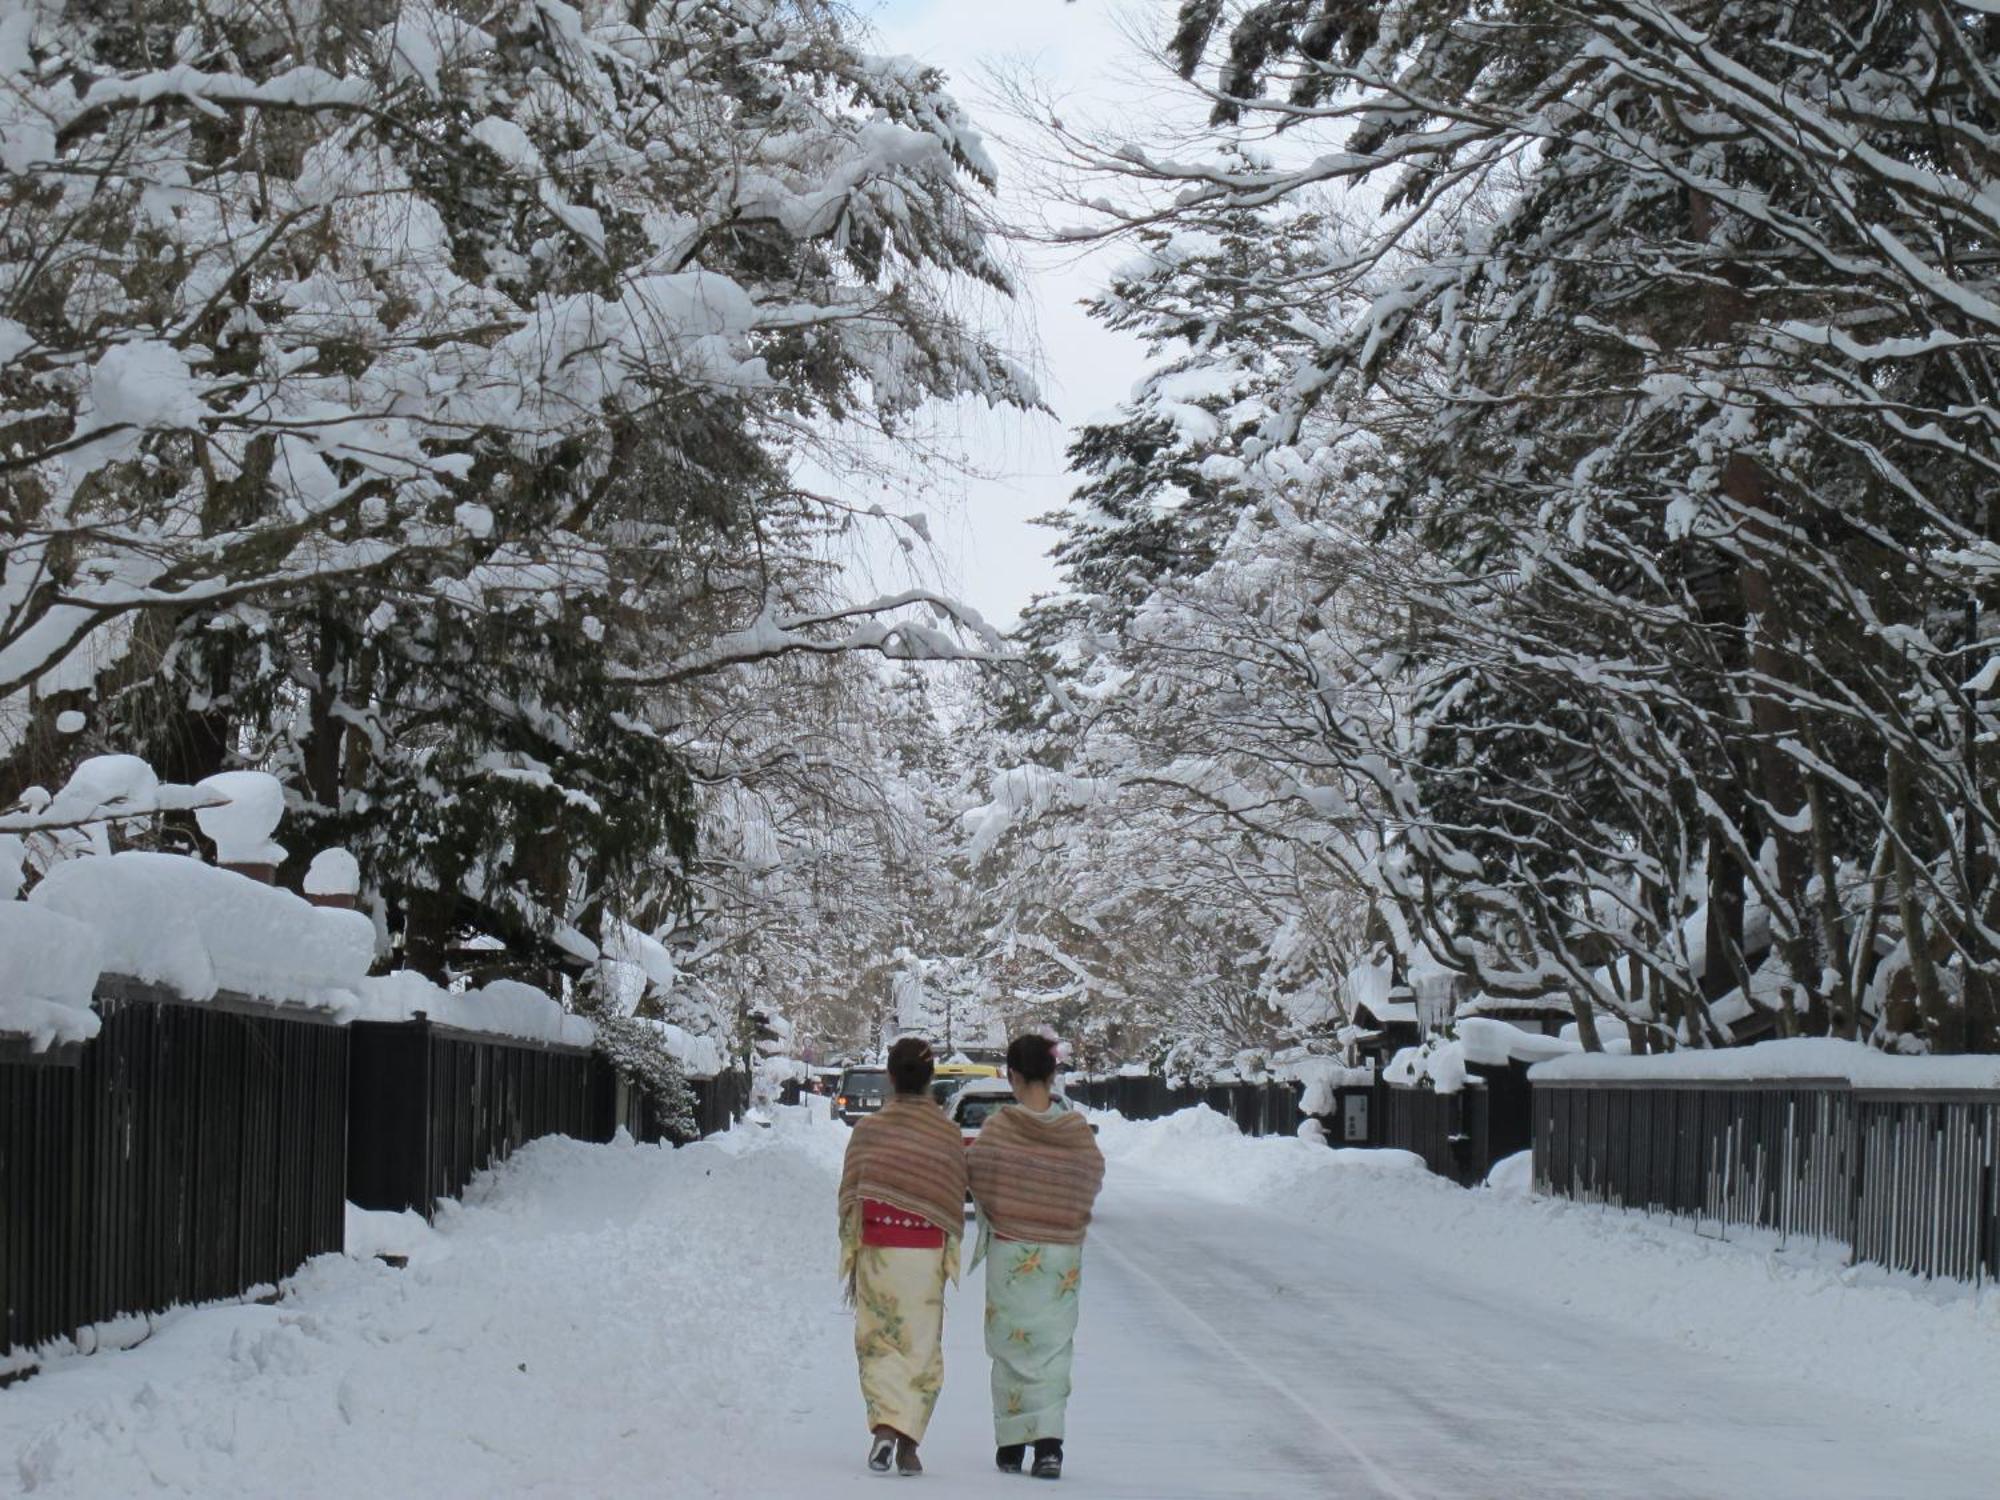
0, 755, 210, 842
1384, 1018, 1581, 1093
347, 972, 594, 1049
342, 1204, 448, 1267
0, 901, 104, 1049
1533, 1036, 2000, 1090
1095, 1104, 1427, 1200
28, 852, 373, 1010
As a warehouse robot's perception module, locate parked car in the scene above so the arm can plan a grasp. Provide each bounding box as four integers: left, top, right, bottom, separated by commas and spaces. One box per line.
834, 1066, 890, 1125
929, 1059, 1000, 1107
947, 1076, 1019, 1144
946, 1077, 1098, 1146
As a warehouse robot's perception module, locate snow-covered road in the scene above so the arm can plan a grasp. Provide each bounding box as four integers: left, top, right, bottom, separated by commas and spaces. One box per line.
7, 1108, 2000, 1497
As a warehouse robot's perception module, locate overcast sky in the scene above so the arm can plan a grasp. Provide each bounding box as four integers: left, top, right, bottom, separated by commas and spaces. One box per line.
835, 0, 1166, 630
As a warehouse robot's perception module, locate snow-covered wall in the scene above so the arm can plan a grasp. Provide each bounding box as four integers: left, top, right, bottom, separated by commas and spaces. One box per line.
1533, 1036, 2000, 1091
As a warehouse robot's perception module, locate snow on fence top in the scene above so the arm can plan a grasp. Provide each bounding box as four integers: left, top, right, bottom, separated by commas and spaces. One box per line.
0, 902, 104, 1049
347, 972, 594, 1050
30, 851, 374, 1011
1290, 1056, 1378, 1115
1531, 1037, 2000, 1092
4, 848, 595, 1052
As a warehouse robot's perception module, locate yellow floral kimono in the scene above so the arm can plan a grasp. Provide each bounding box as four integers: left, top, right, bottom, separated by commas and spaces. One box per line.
846, 1228, 955, 1441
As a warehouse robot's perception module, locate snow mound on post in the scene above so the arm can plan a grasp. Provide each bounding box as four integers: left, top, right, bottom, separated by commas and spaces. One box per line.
28, 851, 373, 1008
193, 770, 287, 866
0, 902, 104, 1048
1532, 1036, 2000, 1090
303, 848, 361, 898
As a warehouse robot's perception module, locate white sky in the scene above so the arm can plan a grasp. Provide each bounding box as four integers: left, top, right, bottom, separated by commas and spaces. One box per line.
829, 0, 1169, 630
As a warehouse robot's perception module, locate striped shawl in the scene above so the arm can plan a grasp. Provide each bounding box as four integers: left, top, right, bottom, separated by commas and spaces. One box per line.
966, 1104, 1104, 1246
838, 1095, 967, 1272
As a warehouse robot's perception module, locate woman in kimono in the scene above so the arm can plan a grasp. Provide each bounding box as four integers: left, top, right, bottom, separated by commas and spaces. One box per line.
836, 1035, 967, 1476
965, 1034, 1106, 1481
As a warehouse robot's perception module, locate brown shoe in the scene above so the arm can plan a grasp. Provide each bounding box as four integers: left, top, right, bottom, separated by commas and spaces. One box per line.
896, 1437, 923, 1476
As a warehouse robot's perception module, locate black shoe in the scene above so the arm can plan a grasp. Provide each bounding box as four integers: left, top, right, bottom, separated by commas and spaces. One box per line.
996, 1444, 1026, 1473
1031, 1439, 1063, 1480
868, 1433, 896, 1473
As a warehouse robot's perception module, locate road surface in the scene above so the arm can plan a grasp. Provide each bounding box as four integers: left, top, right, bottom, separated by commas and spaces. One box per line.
5, 1114, 1994, 1498
776, 1173, 1997, 1499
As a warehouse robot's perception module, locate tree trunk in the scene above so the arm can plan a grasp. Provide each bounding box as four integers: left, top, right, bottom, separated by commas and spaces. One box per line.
1888, 747, 1956, 1049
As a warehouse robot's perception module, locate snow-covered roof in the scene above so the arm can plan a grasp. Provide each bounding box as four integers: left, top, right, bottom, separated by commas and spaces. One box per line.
953, 1076, 1016, 1098
1456, 992, 1572, 1019
1355, 996, 1419, 1026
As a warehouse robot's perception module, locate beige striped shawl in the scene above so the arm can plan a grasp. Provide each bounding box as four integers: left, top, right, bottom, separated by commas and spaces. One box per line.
966, 1104, 1104, 1245
838, 1094, 968, 1237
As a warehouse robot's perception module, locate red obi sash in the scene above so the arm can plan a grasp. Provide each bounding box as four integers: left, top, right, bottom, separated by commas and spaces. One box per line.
861, 1198, 946, 1248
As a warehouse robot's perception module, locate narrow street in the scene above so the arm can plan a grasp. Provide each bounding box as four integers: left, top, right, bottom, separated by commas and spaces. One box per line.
786, 1158, 1999, 1499
6, 1111, 1997, 1498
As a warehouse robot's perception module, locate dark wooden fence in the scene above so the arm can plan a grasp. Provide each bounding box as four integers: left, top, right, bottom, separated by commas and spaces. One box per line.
346, 1017, 600, 1218
1372, 1064, 1535, 1187
1067, 1075, 1304, 1137
1534, 1079, 2000, 1283
1, 981, 348, 1358
4, 990, 749, 1363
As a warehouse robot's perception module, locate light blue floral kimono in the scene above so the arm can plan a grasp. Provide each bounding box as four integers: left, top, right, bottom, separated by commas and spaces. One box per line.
976, 1229, 1084, 1445
969, 1096, 1088, 1446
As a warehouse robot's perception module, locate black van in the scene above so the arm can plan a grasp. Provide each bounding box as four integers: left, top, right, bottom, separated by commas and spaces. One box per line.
834, 1066, 890, 1124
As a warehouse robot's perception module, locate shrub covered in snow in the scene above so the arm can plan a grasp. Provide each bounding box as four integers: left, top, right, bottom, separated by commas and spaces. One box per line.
593, 1014, 698, 1144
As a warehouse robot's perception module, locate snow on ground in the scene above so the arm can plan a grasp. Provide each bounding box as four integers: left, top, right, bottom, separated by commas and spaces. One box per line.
1092, 1108, 2000, 1442
6, 1107, 2000, 1497
5, 1118, 850, 1498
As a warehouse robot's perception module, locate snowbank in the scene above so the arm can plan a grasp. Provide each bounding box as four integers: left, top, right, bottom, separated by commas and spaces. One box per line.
0, 1116, 850, 1498
1532, 1036, 2000, 1091
1095, 1105, 1427, 1202
28, 851, 373, 1010
347, 972, 594, 1049
0, 902, 104, 1048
